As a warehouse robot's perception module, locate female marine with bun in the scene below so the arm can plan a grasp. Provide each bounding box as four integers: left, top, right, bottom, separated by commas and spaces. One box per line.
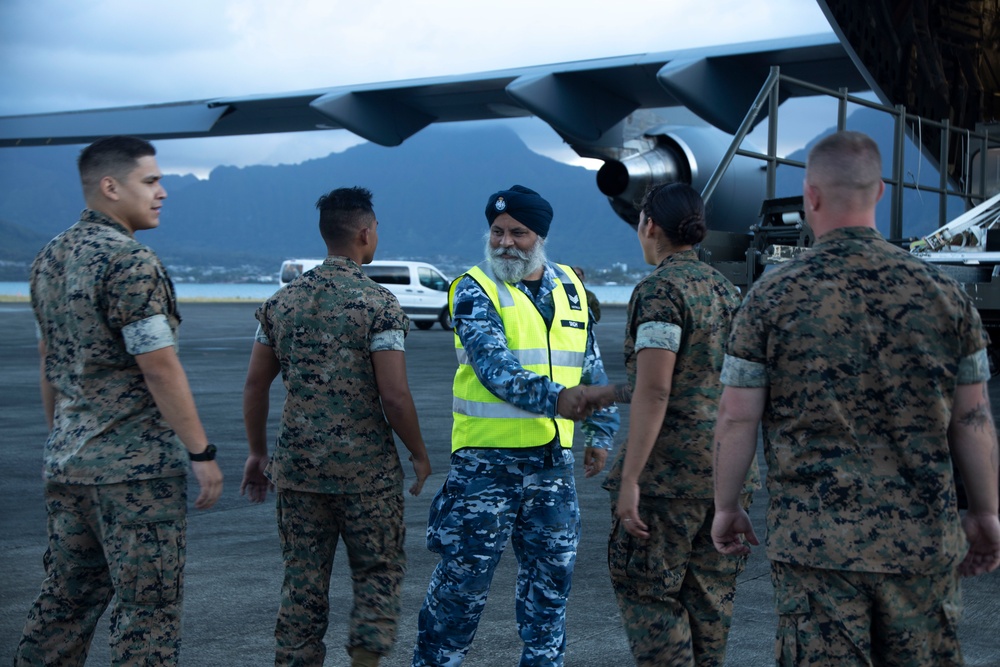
602, 183, 758, 667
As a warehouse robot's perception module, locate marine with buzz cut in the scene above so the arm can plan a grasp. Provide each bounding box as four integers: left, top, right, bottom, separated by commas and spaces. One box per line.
411, 184, 619, 667
16, 135, 223, 665
712, 130, 1000, 666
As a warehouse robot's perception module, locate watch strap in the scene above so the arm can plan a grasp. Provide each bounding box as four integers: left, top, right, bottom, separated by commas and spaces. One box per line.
188, 444, 217, 462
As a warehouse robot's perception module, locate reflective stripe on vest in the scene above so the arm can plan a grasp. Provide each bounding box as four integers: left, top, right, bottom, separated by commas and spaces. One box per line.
449, 262, 589, 451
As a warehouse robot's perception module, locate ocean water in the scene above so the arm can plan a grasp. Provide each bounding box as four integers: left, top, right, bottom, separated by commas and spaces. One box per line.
0, 281, 278, 301
0, 282, 636, 304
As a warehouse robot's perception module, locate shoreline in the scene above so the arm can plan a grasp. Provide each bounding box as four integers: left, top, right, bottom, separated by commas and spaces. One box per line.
1, 295, 631, 306
0, 295, 271, 304
0, 294, 276, 303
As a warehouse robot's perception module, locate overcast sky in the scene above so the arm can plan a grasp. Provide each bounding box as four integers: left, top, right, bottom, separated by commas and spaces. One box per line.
0, 0, 838, 176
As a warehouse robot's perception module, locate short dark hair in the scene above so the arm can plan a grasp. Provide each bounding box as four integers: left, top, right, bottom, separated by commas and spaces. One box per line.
78, 136, 156, 197
640, 182, 707, 246
315, 187, 375, 244
806, 131, 882, 196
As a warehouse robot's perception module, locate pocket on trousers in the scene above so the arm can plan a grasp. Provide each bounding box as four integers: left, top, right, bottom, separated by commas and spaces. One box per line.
774, 591, 809, 667
607, 517, 672, 598
118, 520, 185, 604
425, 480, 461, 555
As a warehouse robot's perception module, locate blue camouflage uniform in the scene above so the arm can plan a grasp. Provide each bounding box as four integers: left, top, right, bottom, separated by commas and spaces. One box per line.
412, 261, 619, 667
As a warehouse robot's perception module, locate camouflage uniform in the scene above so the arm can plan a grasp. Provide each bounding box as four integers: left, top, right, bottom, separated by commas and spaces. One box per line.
17, 209, 189, 665
722, 227, 991, 666
412, 263, 619, 667
585, 287, 602, 322
255, 255, 410, 664
603, 249, 758, 667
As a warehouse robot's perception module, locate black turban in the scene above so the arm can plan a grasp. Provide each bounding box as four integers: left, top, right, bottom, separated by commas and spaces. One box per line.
484, 185, 553, 238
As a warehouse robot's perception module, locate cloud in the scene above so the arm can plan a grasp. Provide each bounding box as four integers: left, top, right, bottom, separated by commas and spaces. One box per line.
0, 0, 834, 173
1, 0, 833, 111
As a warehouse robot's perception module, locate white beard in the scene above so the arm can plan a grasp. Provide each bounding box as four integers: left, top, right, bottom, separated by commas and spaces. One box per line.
485, 234, 547, 284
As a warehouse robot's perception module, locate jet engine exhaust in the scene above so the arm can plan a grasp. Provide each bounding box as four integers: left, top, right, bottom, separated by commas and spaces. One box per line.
591, 127, 764, 235
596, 144, 685, 208
595, 141, 690, 228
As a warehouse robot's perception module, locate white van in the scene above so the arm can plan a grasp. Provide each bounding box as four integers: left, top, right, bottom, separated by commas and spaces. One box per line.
278, 258, 453, 330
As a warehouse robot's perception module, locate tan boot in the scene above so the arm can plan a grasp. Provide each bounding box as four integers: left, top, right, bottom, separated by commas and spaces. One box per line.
348, 646, 381, 667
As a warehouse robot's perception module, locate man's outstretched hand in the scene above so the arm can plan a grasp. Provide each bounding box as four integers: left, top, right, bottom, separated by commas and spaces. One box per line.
557, 385, 616, 421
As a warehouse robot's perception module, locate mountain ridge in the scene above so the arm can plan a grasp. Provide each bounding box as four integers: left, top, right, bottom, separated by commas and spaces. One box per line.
0, 110, 961, 281
0, 124, 646, 280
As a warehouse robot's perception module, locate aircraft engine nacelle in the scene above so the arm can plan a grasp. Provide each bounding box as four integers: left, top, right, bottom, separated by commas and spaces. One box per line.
595, 125, 766, 235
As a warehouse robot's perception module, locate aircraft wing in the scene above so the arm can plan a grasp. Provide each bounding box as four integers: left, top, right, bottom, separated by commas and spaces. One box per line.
0, 33, 866, 149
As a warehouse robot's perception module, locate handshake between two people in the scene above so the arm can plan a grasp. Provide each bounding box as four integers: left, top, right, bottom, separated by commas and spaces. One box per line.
556, 383, 621, 421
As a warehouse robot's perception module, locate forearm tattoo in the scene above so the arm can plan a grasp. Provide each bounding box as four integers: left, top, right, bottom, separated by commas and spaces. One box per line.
613, 383, 633, 404
958, 385, 994, 433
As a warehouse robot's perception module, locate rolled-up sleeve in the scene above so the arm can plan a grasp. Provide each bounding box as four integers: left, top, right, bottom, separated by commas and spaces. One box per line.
635, 321, 681, 353
720, 354, 768, 388
957, 348, 990, 384
122, 314, 176, 355
371, 329, 405, 352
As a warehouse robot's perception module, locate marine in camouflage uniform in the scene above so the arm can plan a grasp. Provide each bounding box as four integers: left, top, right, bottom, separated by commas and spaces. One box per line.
604, 249, 758, 667
602, 183, 758, 667
712, 131, 1000, 667
243, 187, 430, 667
412, 186, 619, 667
573, 266, 602, 322
17, 136, 223, 666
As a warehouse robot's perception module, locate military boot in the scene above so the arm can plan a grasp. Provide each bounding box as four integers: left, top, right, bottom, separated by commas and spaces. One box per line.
348, 646, 381, 667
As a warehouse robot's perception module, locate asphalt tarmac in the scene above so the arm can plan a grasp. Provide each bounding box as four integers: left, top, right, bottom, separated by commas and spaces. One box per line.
1, 301, 998, 666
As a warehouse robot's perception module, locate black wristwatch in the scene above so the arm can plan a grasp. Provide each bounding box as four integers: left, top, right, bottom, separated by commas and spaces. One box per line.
188, 444, 217, 462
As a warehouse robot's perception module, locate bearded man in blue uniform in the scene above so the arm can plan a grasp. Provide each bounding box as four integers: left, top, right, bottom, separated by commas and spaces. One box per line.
411, 185, 620, 667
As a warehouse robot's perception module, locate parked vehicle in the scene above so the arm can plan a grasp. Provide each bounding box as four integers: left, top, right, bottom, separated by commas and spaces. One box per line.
278, 258, 324, 287
279, 258, 453, 330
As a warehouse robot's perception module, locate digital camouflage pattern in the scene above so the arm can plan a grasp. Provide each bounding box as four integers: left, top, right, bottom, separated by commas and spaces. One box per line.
21, 208, 189, 665
413, 262, 617, 666
770, 560, 963, 667
447, 266, 618, 444
604, 249, 755, 498
29, 209, 187, 485
412, 448, 581, 667
602, 251, 756, 667
256, 255, 409, 495
724, 227, 990, 574
608, 494, 752, 667
584, 287, 601, 322
16, 477, 187, 666
258, 254, 412, 663
275, 487, 406, 663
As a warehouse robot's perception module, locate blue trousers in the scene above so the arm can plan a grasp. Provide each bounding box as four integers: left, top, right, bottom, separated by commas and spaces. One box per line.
412, 454, 581, 667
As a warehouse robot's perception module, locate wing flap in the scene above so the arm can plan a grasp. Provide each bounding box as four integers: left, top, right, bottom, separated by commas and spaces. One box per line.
0, 34, 867, 148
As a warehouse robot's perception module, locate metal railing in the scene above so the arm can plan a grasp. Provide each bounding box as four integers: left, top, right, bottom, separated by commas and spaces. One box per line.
701, 66, 996, 241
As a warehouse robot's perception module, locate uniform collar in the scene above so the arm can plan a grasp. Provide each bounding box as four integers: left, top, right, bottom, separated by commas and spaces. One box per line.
323, 255, 355, 267
656, 248, 699, 268
80, 208, 132, 236
508, 262, 554, 299
814, 226, 884, 246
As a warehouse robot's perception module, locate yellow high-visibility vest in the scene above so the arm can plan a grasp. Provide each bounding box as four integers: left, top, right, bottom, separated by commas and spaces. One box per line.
449, 262, 589, 451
